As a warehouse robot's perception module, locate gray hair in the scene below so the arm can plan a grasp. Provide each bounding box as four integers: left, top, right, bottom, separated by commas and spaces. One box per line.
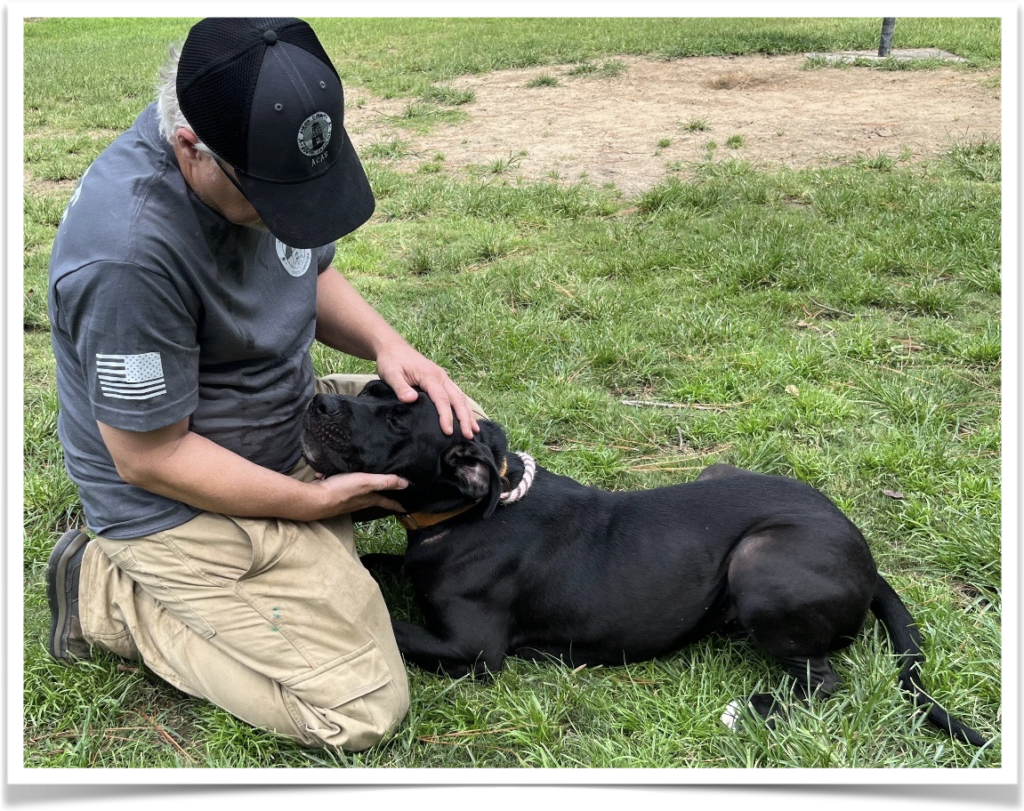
155, 43, 212, 155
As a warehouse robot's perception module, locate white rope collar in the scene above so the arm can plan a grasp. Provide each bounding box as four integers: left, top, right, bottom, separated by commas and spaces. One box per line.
499, 452, 536, 505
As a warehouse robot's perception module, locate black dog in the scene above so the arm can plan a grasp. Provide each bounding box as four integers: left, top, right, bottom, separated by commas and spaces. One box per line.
301, 380, 987, 746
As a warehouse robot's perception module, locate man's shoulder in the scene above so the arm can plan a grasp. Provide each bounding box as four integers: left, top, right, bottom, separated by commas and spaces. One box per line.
49, 104, 201, 283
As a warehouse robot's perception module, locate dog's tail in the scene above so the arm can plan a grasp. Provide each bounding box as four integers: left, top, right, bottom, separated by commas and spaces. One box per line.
871, 574, 987, 746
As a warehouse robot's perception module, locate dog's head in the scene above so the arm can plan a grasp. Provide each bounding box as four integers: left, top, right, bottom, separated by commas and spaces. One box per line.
301, 379, 509, 518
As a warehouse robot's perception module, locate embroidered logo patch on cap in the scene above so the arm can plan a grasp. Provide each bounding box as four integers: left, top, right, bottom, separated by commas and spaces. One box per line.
297, 112, 332, 158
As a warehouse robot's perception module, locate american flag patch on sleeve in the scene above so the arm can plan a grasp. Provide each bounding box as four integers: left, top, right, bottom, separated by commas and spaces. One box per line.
96, 352, 167, 400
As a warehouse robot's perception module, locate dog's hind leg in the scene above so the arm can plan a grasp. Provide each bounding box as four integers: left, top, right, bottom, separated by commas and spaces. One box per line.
720, 523, 873, 732
779, 654, 841, 698
721, 655, 840, 731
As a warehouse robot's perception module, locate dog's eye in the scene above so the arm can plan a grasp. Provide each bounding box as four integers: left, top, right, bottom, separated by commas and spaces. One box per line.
386, 414, 403, 431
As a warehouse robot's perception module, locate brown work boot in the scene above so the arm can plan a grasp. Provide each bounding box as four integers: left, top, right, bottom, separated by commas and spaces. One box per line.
46, 528, 92, 663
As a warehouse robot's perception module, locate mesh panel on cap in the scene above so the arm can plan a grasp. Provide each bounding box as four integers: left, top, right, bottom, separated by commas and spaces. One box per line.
177, 18, 268, 87
275, 19, 340, 80
177, 18, 317, 170
179, 49, 263, 168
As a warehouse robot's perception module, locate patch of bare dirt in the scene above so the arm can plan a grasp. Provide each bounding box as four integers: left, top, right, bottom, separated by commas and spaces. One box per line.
345, 54, 1000, 196
24, 170, 76, 195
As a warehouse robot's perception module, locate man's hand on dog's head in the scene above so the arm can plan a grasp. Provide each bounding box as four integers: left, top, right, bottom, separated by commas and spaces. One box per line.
375, 344, 480, 440
398, 378, 479, 441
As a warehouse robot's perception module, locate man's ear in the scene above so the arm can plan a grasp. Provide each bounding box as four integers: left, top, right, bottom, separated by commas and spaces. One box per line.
442, 442, 502, 518
174, 127, 206, 165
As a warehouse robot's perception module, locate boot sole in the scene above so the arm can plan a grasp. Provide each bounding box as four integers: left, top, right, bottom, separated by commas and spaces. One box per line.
46, 529, 90, 661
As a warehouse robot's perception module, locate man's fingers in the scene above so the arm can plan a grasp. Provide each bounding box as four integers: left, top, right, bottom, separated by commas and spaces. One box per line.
447, 386, 477, 439
452, 380, 480, 437
314, 472, 410, 518
419, 379, 455, 436
369, 495, 408, 513
435, 377, 478, 439
420, 377, 480, 439
393, 383, 419, 403
360, 475, 407, 513
359, 473, 409, 492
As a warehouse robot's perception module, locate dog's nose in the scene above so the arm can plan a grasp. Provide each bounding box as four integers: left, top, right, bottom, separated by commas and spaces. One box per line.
310, 394, 331, 416
309, 394, 353, 420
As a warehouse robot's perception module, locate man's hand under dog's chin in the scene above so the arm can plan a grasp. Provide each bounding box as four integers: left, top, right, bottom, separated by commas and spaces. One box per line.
310, 470, 409, 518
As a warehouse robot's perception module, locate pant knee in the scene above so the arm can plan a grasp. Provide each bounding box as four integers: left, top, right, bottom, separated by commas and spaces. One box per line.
314, 373, 380, 397
294, 674, 410, 751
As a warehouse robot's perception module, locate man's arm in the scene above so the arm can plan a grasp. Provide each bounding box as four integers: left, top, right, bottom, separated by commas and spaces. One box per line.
97, 417, 408, 522
314, 267, 479, 438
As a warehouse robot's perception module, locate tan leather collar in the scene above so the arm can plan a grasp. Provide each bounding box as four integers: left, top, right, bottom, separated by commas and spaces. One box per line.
397, 504, 479, 530
397, 456, 508, 531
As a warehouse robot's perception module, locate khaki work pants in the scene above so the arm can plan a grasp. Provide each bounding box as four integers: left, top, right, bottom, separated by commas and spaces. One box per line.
77, 374, 470, 751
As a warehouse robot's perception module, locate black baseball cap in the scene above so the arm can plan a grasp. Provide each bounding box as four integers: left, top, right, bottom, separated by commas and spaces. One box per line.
176, 17, 374, 248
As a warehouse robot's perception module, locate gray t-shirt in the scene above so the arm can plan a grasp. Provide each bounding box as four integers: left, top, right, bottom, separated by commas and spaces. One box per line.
48, 103, 336, 539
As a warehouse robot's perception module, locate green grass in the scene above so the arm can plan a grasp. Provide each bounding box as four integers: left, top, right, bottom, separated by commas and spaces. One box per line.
22, 16, 1003, 772
946, 139, 1002, 183
381, 101, 468, 133
566, 61, 601, 77
566, 59, 629, 79
362, 136, 412, 161
485, 151, 528, 175
526, 74, 560, 88
22, 17, 1000, 132
419, 84, 476, 106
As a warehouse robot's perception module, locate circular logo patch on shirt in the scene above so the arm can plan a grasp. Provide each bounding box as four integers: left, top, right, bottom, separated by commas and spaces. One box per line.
297, 112, 332, 158
276, 240, 312, 277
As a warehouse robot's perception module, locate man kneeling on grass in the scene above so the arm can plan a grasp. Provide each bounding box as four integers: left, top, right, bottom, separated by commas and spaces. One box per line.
45, 17, 483, 750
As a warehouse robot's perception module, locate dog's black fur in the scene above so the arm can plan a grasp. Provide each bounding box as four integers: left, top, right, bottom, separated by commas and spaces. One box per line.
301, 380, 987, 746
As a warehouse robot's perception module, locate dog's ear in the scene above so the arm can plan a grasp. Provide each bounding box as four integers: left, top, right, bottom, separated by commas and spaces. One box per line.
442, 441, 503, 518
